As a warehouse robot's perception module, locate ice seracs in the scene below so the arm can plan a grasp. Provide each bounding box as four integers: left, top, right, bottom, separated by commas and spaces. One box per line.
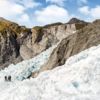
0, 44, 100, 100
0, 45, 56, 81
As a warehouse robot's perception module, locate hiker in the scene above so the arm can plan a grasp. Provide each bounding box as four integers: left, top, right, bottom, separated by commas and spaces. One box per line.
8, 75, 11, 81
5, 76, 7, 81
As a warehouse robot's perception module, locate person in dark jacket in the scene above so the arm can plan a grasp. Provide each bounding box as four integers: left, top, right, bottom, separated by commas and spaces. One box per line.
8, 75, 11, 81
5, 76, 7, 81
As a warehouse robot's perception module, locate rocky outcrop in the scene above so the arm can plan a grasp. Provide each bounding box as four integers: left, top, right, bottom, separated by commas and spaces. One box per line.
67, 18, 88, 24
0, 18, 31, 68
0, 17, 87, 69
32, 19, 100, 77
30, 19, 87, 56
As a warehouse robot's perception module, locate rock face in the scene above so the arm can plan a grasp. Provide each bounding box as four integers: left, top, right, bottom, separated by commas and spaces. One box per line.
0, 17, 87, 68
67, 17, 88, 24
0, 18, 31, 68
34, 19, 100, 76
28, 19, 87, 57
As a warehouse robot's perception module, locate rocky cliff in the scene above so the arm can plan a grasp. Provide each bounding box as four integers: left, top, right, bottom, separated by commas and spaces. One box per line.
0, 17, 31, 68
0, 17, 87, 69
33, 19, 100, 77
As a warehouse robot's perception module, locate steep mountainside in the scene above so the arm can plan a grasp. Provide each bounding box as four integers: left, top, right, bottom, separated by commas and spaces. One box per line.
33, 19, 100, 76
0, 17, 87, 68
0, 18, 31, 68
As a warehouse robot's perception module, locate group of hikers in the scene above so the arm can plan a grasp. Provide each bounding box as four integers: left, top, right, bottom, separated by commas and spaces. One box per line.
5, 75, 11, 82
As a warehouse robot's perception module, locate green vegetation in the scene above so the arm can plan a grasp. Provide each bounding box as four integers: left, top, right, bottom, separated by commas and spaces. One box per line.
33, 26, 43, 31
44, 22, 62, 28
0, 19, 30, 38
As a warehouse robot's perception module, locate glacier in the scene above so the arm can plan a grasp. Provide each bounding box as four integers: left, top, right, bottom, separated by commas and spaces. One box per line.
0, 45, 56, 81
0, 44, 100, 100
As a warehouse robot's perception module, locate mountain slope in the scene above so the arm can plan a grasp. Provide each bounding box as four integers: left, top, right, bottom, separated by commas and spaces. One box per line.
0, 18, 31, 68
0, 17, 87, 68
36, 19, 100, 75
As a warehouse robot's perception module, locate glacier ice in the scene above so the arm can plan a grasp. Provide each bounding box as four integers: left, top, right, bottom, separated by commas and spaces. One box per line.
0, 44, 100, 100
0, 45, 56, 81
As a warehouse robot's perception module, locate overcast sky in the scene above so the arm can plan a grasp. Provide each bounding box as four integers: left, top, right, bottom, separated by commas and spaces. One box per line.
0, 0, 100, 27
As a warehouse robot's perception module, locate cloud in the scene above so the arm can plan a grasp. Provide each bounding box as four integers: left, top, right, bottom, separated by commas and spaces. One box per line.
17, 14, 32, 27
0, 0, 25, 17
14, 0, 41, 8
79, 6, 100, 19
0, 0, 40, 27
90, 6, 100, 18
34, 5, 71, 25
46, 0, 66, 6
46, 0, 88, 6
20, 14, 30, 22
78, 6, 89, 15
